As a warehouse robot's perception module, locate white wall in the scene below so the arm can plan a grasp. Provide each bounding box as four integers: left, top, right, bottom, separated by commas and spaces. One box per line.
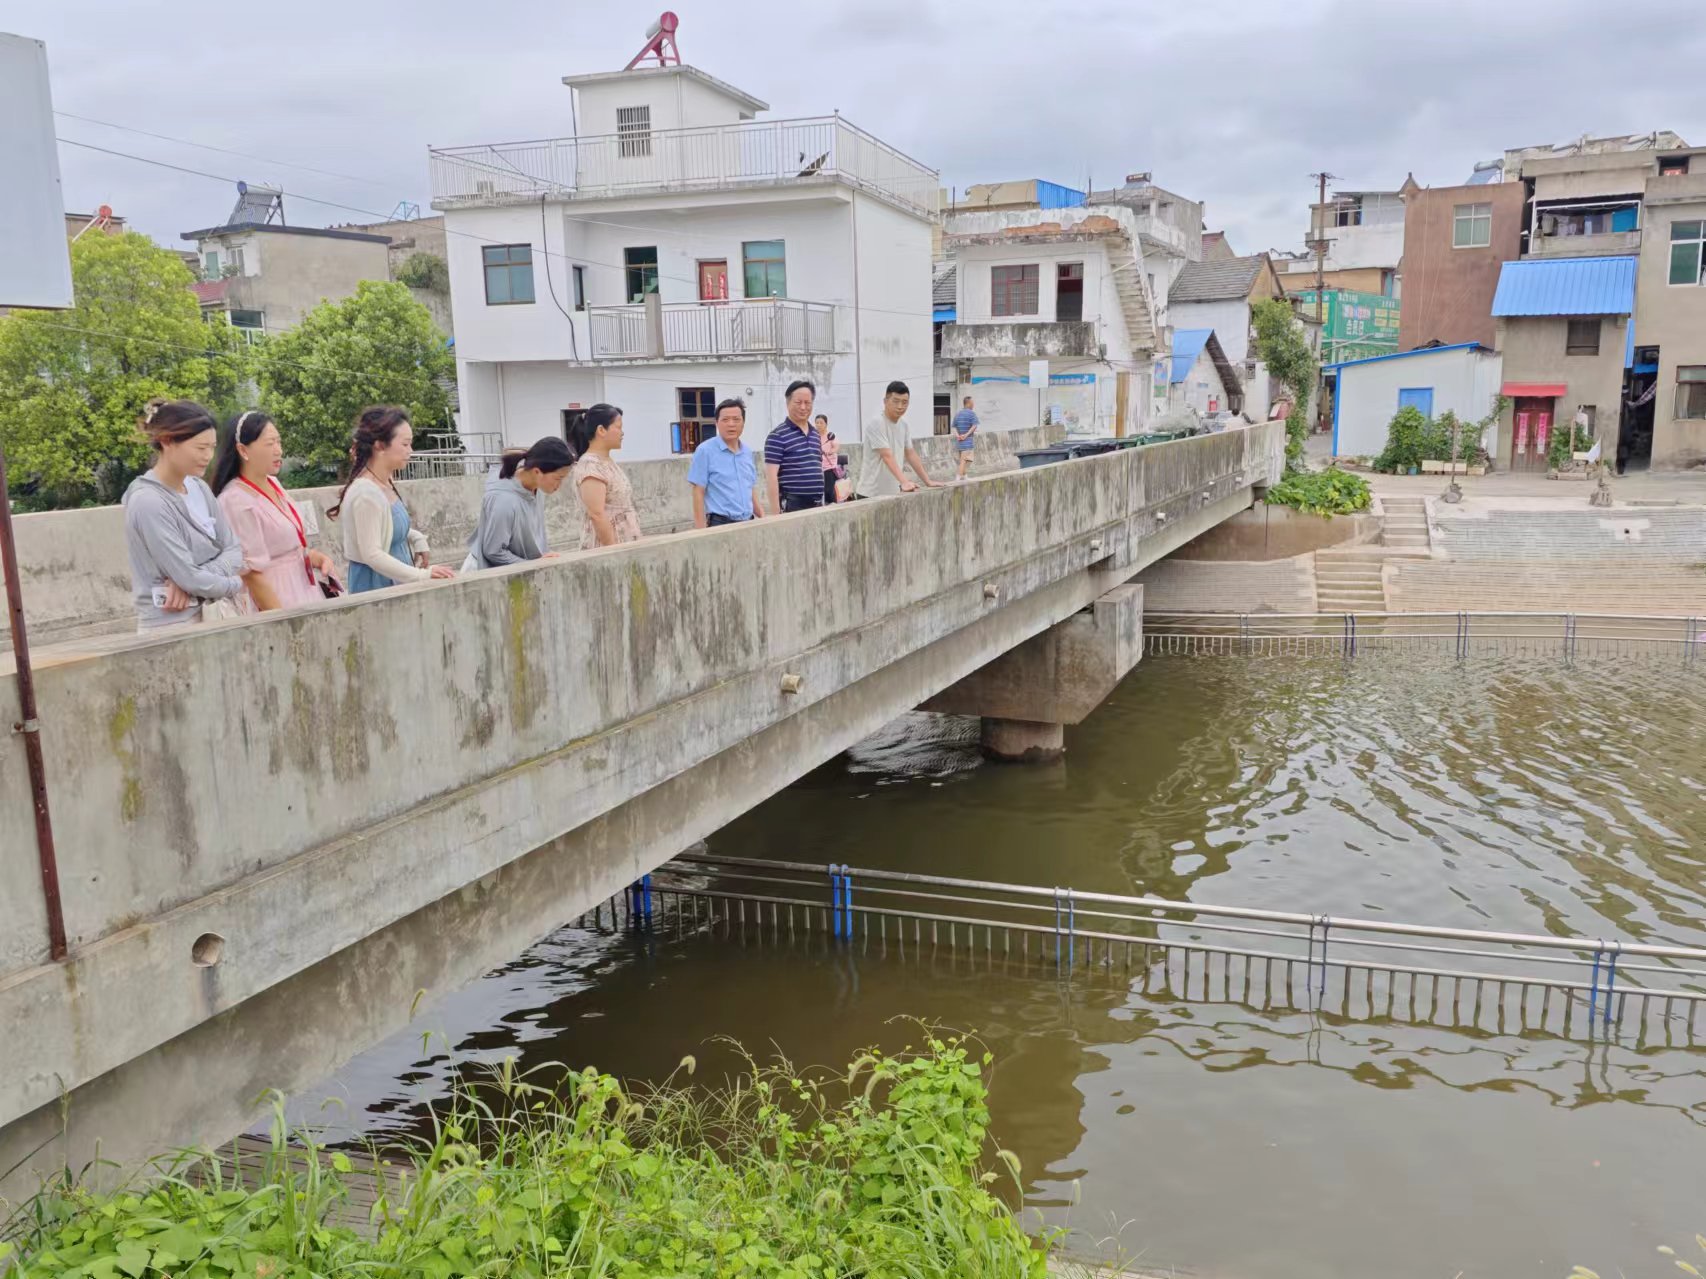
1322, 220, 1405, 271
444, 204, 581, 364
1172, 349, 1230, 415
851, 190, 933, 433
571, 69, 752, 137
1332, 348, 1504, 458
1171, 298, 1250, 362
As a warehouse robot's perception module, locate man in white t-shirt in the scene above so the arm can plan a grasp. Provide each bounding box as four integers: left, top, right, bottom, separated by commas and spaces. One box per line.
855, 381, 940, 498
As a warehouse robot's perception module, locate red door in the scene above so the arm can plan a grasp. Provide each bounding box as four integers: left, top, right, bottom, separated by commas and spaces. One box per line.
1511, 397, 1554, 471
698, 260, 728, 302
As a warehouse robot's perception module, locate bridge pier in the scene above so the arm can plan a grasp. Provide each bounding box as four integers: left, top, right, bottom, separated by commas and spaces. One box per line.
922, 583, 1143, 761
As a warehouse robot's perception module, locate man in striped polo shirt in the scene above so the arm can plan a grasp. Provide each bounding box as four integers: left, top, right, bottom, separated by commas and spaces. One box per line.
765, 379, 827, 513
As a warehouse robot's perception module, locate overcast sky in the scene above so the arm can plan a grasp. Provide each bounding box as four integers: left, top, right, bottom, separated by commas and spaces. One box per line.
15, 0, 1706, 258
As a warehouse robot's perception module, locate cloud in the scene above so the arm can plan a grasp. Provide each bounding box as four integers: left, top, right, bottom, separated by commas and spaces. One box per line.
14, 0, 1706, 261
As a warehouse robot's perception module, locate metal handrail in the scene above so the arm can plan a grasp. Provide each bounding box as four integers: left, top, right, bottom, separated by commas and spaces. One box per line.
672, 853, 1706, 965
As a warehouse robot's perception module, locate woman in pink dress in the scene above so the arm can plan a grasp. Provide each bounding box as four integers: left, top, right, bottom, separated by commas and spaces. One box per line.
211, 410, 341, 611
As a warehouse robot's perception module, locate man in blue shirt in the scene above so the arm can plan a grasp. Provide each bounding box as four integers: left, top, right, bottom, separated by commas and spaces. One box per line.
951, 395, 980, 482
689, 398, 766, 527
764, 379, 827, 513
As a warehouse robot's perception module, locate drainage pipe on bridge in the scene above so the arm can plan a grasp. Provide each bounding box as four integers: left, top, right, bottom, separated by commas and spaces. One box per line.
1, 442, 67, 961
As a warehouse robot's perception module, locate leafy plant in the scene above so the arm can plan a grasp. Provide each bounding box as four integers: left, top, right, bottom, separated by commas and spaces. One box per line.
1548, 418, 1596, 470
1373, 404, 1429, 473
253, 280, 455, 471
1251, 297, 1318, 474
1264, 467, 1372, 516
395, 253, 450, 294
0, 232, 247, 509
5, 1038, 1055, 1279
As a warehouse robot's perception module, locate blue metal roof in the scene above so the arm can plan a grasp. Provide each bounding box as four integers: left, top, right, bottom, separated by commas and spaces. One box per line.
1490, 255, 1637, 317
1321, 341, 1487, 372
933, 307, 956, 323
1036, 180, 1087, 210
1170, 328, 1212, 383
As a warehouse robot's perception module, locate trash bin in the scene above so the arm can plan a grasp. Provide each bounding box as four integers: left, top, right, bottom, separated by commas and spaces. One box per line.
1015, 446, 1077, 469
1066, 439, 1119, 459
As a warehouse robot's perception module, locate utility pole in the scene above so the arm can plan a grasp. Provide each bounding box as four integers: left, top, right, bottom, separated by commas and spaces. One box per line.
1307, 171, 1338, 329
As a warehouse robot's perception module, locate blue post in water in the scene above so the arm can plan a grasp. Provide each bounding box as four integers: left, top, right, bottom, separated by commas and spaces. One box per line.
1603, 942, 1620, 1026
843, 868, 854, 938
829, 864, 843, 940
1053, 889, 1062, 968
1067, 889, 1076, 968
1588, 946, 1603, 1026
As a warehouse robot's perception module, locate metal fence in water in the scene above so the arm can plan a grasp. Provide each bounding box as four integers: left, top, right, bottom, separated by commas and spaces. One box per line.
1144, 611, 1706, 661
576, 854, 1706, 1049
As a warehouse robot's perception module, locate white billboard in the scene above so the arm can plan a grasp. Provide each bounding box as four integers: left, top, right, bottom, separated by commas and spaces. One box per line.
0, 32, 74, 310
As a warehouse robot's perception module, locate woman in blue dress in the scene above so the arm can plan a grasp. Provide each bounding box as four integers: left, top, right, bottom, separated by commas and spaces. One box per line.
328, 405, 458, 593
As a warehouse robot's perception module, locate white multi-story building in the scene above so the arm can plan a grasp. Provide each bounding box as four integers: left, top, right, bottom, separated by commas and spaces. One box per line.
429, 59, 937, 458
936, 202, 1164, 437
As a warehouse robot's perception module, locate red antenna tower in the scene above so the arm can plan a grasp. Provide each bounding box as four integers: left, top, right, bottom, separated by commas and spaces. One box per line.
626, 12, 681, 69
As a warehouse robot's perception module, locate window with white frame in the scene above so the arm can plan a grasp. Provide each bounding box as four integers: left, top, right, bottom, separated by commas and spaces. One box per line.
617, 106, 652, 158
1669, 220, 1706, 286
1453, 203, 1492, 249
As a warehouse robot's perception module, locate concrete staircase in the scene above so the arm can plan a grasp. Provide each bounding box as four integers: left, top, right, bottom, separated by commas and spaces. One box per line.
1313, 547, 1391, 612
1105, 235, 1158, 354
1313, 501, 1433, 611
1381, 496, 1431, 550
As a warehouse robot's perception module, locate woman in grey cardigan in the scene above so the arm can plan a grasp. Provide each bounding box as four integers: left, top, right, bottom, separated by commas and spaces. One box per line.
463, 437, 574, 570
122, 400, 247, 630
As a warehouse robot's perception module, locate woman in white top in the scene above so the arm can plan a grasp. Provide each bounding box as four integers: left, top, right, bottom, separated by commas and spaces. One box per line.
327, 406, 456, 593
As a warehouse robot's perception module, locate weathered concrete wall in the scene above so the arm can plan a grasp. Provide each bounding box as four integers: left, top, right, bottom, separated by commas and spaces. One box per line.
1495, 315, 1628, 464
1132, 553, 1318, 614
0, 423, 1285, 1187
1169, 504, 1377, 562
1, 426, 1063, 652
1638, 177, 1706, 468
922, 583, 1143, 724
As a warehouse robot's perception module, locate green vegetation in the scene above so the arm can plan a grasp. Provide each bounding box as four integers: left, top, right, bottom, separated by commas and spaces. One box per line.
1373, 396, 1507, 474
1264, 467, 1372, 517
1547, 419, 1596, 471
0, 233, 246, 510
3, 1038, 1056, 1279
395, 254, 450, 294
1250, 297, 1318, 474
254, 281, 454, 471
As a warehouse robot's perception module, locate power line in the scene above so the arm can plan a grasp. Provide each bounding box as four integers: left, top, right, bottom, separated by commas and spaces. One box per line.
55, 134, 935, 325
53, 111, 392, 190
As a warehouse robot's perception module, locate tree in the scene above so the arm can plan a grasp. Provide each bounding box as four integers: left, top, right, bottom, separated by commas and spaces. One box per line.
1250, 297, 1318, 474
0, 232, 246, 508
253, 280, 455, 470
395, 252, 450, 293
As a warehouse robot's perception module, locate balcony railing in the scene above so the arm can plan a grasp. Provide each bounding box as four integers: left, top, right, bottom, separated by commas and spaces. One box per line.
940, 320, 1098, 361
1526, 229, 1642, 258
429, 116, 937, 217
586, 298, 836, 361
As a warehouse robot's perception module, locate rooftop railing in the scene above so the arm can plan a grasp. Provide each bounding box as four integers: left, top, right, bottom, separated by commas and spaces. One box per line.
429, 116, 937, 217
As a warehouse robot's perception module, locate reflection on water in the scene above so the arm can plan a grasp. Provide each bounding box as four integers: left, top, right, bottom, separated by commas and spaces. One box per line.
292, 655, 1706, 1279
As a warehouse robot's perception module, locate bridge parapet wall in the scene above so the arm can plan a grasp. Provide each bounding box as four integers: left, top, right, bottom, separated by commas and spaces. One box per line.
0, 421, 1281, 1135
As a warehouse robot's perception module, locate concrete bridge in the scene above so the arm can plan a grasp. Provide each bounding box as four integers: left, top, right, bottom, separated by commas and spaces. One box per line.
0, 421, 1282, 1197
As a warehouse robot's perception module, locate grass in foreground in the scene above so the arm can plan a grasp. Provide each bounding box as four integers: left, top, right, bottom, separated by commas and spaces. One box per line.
4, 1036, 1068, 1279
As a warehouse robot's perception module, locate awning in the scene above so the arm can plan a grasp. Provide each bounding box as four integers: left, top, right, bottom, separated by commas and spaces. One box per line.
1501, 382, 1567, 397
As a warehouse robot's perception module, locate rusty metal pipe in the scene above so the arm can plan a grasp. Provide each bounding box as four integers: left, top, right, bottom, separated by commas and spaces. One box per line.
0, 442, 67, 961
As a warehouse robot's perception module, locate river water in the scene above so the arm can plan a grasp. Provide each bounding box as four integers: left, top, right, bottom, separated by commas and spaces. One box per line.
296, 654, 1706, 1278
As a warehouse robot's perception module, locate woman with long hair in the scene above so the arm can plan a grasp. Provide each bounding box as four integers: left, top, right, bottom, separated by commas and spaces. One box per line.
122, 398, 248, 629
327, 406, 456, 593
462, 436, 573, 570
211, 409, 341, 611
567, 404, 642, 549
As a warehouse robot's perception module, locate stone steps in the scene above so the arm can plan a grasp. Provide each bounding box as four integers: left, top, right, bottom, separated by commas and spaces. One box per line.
1380, 497, 1431, 552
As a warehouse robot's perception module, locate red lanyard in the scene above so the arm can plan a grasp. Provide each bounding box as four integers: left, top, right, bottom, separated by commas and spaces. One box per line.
238, 476, 314, 583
